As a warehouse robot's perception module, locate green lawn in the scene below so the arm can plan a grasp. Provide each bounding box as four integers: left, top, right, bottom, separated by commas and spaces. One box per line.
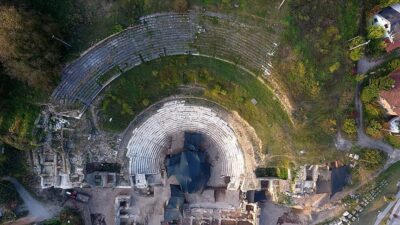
100, 55, 340, 166
100, 55, 290, 154
0, 72, 44, 149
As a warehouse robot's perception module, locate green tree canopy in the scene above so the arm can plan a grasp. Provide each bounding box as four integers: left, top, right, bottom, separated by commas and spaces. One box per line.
0, 6, 61, 89
360, 148, 386, 170
343, 118, 357, 135
349, 36, 366, 61
367, 25, 386, 39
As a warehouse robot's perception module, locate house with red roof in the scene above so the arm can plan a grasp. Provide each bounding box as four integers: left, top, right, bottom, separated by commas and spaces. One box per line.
372, 3, 400, 52
379, 69, 400, 116
379, 69, 400, 133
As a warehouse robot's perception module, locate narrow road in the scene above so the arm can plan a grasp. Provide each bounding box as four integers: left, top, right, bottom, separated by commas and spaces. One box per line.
355, 83, 397, 156
2, 177, 53, 221
374, 190, 400, 225
355, 56, 400, 165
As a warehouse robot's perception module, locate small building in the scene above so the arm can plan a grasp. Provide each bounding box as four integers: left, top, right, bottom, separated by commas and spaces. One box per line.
389, 117, 400, 134
373, 4, 400, 41
372, 4, 400, 51
316, 164, 349, 197
316, 166, 332, 195
379, 69, 400, 116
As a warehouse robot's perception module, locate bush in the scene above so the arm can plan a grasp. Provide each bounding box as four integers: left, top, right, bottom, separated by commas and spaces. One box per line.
361, 76, 395, 103
361, 86, 379, 102
365, 103, 382, 119
349, 36, 366, 61
329, 62, 341, 73
367, 25, 386, 39
366, 119, 383, 138
386, 135, 400, 148
255, 167, 289, 179
388, 59, 400, 71
366, 39, 386, 57
360, 148, 386, 171
0, 181, 19, 205
44, 208, 83, 225
142, 98, 150, 107
0, 6, 61, 89
385, 195, 396, 202
343, 118, 357, 135
112, 24, 123, 33
174, 0, 188, 12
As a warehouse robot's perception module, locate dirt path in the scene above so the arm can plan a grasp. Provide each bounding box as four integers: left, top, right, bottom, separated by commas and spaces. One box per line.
3, 177, 57, 221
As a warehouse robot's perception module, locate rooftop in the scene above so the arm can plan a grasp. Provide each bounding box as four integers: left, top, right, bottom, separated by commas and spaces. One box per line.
380, 69, 400, 115
379, 4, 400, 31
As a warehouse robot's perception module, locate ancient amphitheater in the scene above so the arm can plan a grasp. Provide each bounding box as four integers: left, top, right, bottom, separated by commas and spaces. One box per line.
43, 10, 287, 225
50, 11, 286, 117
123, 98, 259, 191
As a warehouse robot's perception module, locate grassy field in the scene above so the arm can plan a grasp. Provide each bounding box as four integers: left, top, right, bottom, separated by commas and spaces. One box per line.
100, 55, 291, 154
0, 72, 44, 149
274, 0, 363, 143
99, 55, 340, 166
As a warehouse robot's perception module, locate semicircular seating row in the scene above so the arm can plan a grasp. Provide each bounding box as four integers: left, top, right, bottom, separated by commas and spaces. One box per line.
126, 100, 245, 187
51, 11, 278, 110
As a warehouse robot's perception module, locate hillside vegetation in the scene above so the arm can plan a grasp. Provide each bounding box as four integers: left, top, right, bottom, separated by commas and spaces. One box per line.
275, 0, 362, 144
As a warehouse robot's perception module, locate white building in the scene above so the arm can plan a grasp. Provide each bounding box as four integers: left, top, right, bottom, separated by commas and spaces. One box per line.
389, 117, 400, 134
373, 3, 400, 42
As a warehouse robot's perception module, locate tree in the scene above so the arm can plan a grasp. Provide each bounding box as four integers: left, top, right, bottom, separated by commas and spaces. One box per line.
366, 119, 383, 138
360, 148, 386, 170
361, 86, 379, 102
0, 181, 19, 205
174, 0, 189, 12
366, 39, 386, 56
0, 6, 61, 89
343, 118, 357, 135
349, 36, 366, 61
389, 59, 400, 71
367, 25, 386, 39
361, 76, 395, 102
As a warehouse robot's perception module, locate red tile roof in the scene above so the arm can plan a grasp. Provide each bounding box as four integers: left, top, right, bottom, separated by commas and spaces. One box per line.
385, 39, 400, 52
380, 69, 400, 115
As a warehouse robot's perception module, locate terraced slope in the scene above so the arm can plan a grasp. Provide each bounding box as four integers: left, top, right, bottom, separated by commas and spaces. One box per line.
51, 11, 279, 116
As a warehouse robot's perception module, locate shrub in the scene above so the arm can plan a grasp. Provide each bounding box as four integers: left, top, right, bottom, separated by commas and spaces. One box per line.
386, 135, 400, 148
366, 119, 383, 138
384, 195, 396, 202
361, 76, 395, 103
142, 98, 150, 107
255, 167, 288, 179
343, 118, 357, 135
365, 103, 382, 119
367, 25, 386, 39
388, 59, 400, 71
349, 36, 366, 61
112, 24, 123, 33
174, 0, 188, 12
0, 181, 19, 205
366, 39, 386, 57
360, 148, 386, 171
329, 62, 341, 73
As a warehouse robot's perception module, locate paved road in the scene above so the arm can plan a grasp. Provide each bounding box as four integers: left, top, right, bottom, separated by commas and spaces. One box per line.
355, 56, 400, 165
388, 197, 400, 225
357, 56, 386, 74
2, 177, 53, 221
355, 83, 397, 155
374, 190, 400, 225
